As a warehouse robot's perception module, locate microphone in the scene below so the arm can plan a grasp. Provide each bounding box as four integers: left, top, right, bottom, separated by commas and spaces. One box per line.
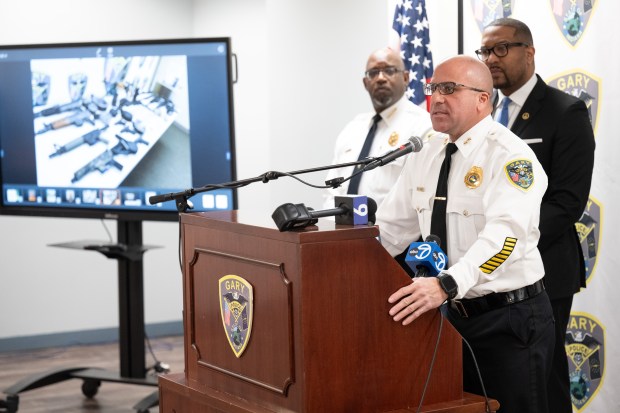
364, 136, 424, 171
334, 195, 377, 225
324, 136, 424, 189
272, 196, 376, 231
405, 234, 447, 277
271, 203, 317, 231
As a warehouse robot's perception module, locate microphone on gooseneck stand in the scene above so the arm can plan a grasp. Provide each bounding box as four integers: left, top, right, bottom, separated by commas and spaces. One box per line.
325, 136, 424, 190
405, 234, 447, 278
363, 136, 424, 171
271, 196, 377, 232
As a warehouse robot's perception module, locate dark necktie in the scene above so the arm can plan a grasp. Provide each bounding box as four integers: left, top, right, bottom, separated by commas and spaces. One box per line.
430, 143, 458, 258
347, 114, 382, 194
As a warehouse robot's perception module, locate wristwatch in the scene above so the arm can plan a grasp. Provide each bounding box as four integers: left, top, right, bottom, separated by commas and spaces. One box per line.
437, 273, 458, 300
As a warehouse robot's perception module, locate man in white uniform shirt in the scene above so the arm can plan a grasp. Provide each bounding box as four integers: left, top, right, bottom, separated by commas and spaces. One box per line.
322, 47, 432, 210
379, 56, 554, 413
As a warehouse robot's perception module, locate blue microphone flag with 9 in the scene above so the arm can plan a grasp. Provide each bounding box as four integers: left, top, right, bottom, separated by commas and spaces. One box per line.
334, 195, 369, 225
351, 195, 368, 225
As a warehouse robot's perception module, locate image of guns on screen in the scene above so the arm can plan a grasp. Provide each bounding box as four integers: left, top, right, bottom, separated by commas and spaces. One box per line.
45, 92, 149, 156
36, 109, 95, 135
34, 99, 84, 118
31, 55, 185, 190
49, 126, 109, 158
36, 93, 118, 134
71, 149, 121, 183
70, 133, 148, 183
133, 81, 177, 116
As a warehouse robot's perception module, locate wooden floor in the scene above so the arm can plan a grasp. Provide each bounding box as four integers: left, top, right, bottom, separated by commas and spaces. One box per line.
0, 335, 184, 413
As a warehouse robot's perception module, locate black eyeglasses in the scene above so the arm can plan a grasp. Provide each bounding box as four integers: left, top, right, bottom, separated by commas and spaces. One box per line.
365, 66, 403, 80
423, 82, 488, 96
474, 42, 529, 61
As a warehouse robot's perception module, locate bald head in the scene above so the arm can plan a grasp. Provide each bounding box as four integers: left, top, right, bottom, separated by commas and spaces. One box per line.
436, 55, 493, 96
367, 47, 405, 71
428, 55, 493, 140
363, 47, 409, 112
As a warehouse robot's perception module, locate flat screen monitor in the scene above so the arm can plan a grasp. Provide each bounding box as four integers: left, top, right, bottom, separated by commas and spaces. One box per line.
0, 37, 237, 221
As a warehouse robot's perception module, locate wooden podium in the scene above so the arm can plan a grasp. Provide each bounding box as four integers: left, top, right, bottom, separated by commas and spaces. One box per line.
158, 211, 498, 413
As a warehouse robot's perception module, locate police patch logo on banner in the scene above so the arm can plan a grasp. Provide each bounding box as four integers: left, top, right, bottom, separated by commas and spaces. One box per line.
469, 0, 514, 32
219, 275, 254, 358
566, 312, 606, 412
549, 0, 597, 48
547, 69, 601, 134
576, 196, 602, 283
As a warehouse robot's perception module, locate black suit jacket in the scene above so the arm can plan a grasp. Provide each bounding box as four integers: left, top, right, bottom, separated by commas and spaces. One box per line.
498, 75, 595, 300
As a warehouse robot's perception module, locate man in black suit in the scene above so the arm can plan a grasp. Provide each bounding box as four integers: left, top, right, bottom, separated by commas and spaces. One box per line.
477, 18, 595, 413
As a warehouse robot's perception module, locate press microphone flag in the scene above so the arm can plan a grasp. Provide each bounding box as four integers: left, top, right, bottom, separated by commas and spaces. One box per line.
272, 196, 376, 231
333, 196, 376, 225
405, 234, 447, 277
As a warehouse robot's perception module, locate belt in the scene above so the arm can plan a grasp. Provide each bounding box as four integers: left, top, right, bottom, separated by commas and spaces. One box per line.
450, 279, 545, 318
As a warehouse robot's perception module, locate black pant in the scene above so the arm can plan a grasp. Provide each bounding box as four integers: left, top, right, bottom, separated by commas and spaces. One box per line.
547, 296, 574, 413
444, 290, 555, 413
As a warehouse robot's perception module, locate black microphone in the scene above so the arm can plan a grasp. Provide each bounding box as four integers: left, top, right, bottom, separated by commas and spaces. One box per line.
364, 136, 424, 171
271, 203, 318, 231
272, 196, 377, 231
366, 197, 378, 224
333, 196, 377, 225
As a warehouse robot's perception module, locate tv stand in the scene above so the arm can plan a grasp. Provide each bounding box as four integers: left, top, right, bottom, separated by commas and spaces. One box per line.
1, 220, 161, 413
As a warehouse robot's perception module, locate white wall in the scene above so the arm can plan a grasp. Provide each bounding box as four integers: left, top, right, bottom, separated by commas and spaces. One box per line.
0, 0, 457, 341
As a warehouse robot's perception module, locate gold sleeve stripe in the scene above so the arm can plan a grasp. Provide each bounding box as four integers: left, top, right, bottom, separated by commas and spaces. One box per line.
479, 237, 518, 274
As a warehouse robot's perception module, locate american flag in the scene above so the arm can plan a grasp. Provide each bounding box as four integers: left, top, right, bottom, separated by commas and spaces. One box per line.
392, 0, 434, 106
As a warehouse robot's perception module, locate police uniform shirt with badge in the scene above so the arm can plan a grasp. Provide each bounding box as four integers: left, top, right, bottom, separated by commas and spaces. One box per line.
323, 95, 432, 209
376, 115, 548, 300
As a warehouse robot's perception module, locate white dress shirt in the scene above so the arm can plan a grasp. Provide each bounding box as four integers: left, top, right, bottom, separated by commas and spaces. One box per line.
376, 116, 548, 299
323, 96, 432, 209
494, 73, 537, 129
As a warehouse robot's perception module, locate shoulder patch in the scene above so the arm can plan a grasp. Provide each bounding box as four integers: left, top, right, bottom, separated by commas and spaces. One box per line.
504, 159, 534, 190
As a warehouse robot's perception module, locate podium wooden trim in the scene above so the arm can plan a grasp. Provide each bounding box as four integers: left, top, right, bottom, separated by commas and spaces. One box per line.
159, 210, 498, 413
